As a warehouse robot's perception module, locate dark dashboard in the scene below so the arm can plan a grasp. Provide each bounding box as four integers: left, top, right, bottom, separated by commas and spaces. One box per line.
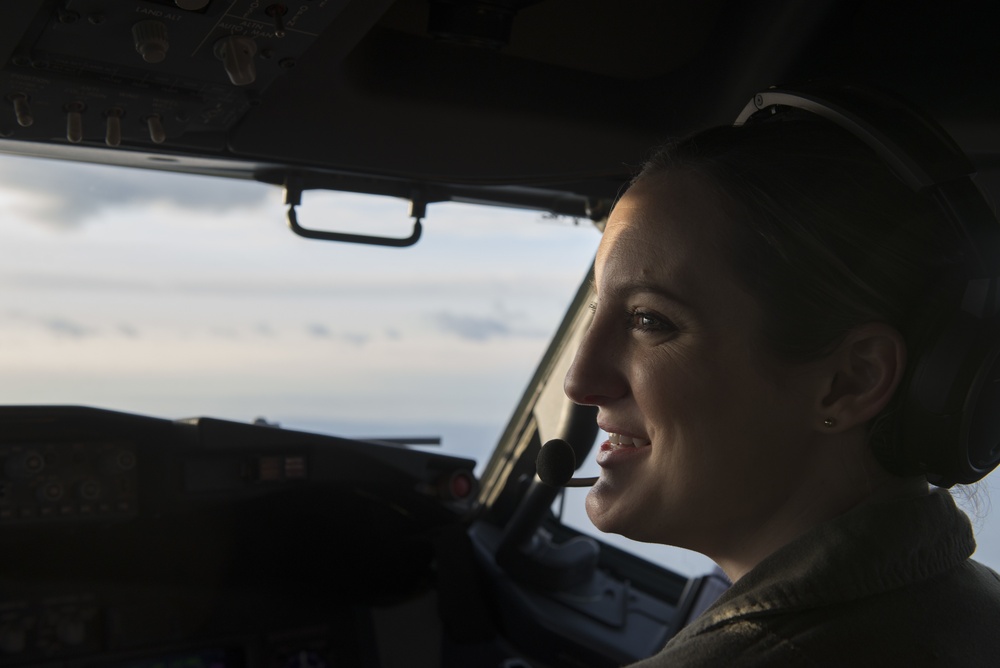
0, 406, 724, 668
1, 406, 479, 667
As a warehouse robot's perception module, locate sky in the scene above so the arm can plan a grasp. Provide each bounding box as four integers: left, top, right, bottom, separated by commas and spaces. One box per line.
1, 152, 999, 579
0, 154, 600, 433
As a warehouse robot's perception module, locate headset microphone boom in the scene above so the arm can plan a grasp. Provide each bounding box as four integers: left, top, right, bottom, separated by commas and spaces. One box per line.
536, 438, 599, 487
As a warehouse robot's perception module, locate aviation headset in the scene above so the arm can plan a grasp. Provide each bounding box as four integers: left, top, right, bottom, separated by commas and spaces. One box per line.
734, 84, 1000, 487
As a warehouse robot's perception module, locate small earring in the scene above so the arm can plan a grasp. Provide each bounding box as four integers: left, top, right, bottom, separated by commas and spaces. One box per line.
823, 418, 836, 428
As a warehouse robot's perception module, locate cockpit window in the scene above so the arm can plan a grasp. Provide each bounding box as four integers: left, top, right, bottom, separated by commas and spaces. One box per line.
3, 152, 999, 580
0, 152, 600, 471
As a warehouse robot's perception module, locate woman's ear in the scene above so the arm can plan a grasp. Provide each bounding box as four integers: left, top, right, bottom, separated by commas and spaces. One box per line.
818, 323, 907, 431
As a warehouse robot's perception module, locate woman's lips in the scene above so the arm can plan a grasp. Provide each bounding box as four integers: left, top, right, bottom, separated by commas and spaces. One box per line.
596, 432, 652, 467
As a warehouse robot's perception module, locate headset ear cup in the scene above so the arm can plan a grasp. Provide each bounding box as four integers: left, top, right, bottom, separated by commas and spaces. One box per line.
960, 334, 1000, 477
897, 312, 1000, 486
738, 85, 1000, 486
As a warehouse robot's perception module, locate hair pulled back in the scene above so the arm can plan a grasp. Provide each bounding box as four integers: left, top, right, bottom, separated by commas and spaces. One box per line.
633, 119, 967, 475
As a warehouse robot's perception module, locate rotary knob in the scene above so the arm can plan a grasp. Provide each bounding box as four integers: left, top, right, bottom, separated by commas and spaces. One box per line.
214, 35, 258, 86
132, 20, 169, 64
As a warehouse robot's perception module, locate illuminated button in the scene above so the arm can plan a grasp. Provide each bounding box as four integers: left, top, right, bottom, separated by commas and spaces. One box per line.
78, 479, 101, 500
438, 470, 475, 500
284, 456, 306, 479
449, 471, 474, 499
117, 450, 136, 470
259, 456, 282, 481
5, 450, 45, 478
37, 481, 64, 503
104, 449, 136, 472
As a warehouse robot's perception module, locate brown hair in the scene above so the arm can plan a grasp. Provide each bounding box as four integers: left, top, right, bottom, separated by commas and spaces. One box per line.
633, 119, 966, 473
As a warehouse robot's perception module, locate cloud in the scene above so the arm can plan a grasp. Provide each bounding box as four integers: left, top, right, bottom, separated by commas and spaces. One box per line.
211, 327, 239, 339
0, 155, 271, 228
254, 322, 275, 337
42, 317, 90, 338
432, 312, 511, 341
341, 332, 370, 347
306, 323, 331, 338
305, 323, 369, 346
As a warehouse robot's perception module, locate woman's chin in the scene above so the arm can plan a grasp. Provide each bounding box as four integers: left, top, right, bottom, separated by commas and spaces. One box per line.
585, 481, 633, 535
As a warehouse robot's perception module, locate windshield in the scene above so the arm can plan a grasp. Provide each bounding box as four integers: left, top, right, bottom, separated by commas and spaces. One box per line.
3, 152, 998, 578
0, 152, 602, 462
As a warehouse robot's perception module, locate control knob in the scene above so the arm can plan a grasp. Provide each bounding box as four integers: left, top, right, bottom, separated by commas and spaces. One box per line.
215, 35, 258, 86
132, 21, 169, 64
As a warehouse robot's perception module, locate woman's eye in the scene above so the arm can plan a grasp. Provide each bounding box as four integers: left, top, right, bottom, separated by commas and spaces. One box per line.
627, 309, 673, 333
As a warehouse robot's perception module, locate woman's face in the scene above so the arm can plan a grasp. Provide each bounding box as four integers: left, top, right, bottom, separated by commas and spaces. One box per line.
564, 171, 828, 560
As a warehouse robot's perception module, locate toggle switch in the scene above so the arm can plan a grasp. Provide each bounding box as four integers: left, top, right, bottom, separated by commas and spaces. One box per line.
214, 35, 258, 86
132, 20, 169, 64
145, 114, 166, 144
104, 108, 123, 147
65, 102, 85, 143
10, 94, 32, 128
265, 4, 288, 38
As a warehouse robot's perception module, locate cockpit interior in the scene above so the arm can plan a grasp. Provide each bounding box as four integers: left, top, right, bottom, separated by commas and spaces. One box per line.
2, 1, 999, 667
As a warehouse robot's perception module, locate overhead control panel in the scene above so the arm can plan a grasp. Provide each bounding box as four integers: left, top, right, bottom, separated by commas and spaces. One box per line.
0, 0, 346, 150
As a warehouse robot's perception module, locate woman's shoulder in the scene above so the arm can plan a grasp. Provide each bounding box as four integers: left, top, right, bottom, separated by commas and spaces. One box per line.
628, 492, 1000, 667
630, 559, 1000, 667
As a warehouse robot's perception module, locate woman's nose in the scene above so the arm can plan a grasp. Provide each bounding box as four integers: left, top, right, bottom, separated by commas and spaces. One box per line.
564, 317, 627, 406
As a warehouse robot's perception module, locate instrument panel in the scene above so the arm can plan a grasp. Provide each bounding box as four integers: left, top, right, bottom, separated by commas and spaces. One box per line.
0, 406, 477, 668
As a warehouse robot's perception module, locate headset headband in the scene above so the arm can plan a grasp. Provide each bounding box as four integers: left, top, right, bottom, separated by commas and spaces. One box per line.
736, 85, 1000, 486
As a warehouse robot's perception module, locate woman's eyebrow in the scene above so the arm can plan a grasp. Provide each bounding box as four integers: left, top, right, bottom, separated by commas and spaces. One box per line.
591, 277, 696, 312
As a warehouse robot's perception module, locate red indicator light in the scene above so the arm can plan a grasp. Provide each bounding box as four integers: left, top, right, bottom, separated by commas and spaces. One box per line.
449, 471, 474, 500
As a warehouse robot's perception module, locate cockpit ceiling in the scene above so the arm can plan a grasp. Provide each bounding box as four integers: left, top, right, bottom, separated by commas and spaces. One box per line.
1, 1, 999, 208
376, 0, 722, 80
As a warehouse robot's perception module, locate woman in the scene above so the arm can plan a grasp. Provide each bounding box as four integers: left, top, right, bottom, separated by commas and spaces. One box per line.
563, 98, 1000, 665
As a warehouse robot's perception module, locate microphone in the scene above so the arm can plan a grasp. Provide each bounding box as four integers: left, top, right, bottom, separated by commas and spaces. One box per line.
494, 436, 601, 588
536, 438, 598, 487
